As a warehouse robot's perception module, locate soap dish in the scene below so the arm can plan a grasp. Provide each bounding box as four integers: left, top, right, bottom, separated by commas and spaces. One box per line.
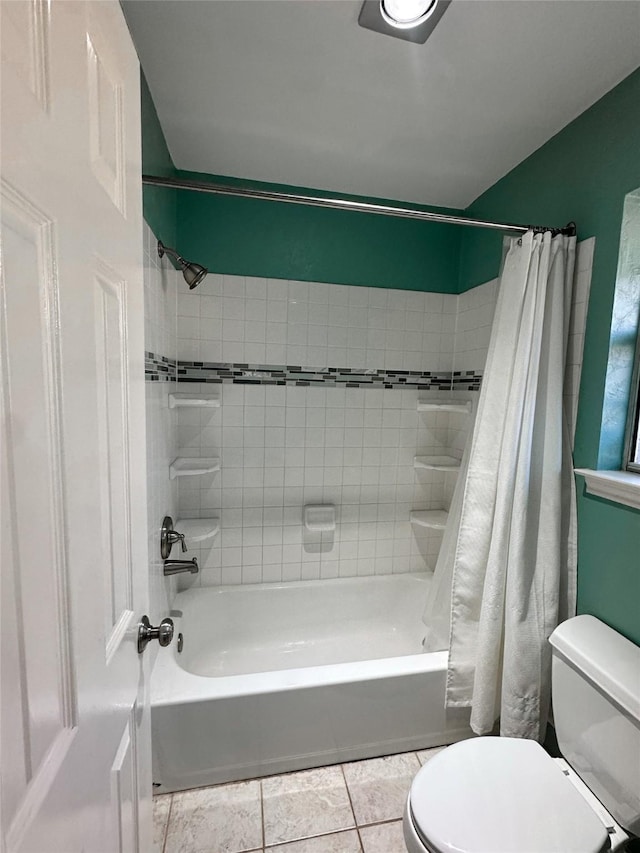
303, 504, 336, 532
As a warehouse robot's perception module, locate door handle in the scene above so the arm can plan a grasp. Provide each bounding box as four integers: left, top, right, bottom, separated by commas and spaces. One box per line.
137, 615, 174, 654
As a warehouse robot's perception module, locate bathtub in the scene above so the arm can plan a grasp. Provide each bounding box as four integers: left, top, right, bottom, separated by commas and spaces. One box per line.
150, 572, 472, 792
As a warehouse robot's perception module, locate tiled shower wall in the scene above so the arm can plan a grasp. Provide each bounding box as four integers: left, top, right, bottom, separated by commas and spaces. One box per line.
144, 221, 180, 620
176, 384, 465, 586
144, 228, 594, 590
452, 279, 498, 373
176, 277, 456, 371
173, 280, 473, 587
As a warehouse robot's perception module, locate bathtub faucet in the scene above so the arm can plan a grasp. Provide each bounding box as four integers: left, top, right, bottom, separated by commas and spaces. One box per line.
163, 557, 199, 576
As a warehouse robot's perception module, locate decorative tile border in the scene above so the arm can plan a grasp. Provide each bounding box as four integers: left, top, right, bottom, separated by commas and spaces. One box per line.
452, 371, 482, 391
145, 352, 176, 382
144, 353, 482, 390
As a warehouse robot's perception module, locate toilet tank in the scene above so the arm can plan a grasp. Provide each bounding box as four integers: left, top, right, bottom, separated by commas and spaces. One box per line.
549, 615, 640, 835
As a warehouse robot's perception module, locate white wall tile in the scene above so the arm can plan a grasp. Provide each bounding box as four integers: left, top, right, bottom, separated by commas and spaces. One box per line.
165, 259, 603, 587
170, 378, 477, 586
143, 221, 179, 626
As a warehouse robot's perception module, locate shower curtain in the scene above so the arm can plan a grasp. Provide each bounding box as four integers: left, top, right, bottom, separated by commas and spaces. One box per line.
423, 230, 577, 741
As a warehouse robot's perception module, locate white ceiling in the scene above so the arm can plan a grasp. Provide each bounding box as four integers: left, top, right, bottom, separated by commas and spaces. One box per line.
123, 0, 640, 209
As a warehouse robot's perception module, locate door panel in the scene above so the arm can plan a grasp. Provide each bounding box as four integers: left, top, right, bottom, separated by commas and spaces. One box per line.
111, 712, 140, 853
1, 0, 50, 110
93, 264, 135, 651
1, 184, 77, 841
1, 2, 150, 850
87, 29, 125, 212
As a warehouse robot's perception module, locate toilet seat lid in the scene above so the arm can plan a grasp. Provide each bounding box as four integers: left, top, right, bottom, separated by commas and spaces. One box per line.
409, 737, 610, 853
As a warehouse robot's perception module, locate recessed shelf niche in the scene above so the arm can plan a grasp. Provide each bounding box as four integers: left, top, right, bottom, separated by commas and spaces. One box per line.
417, 400, 471, 414
410, 510, 449, 530
175, 517, 221, 544
169, 393, 220, 408
413, 455, 461, 472
169, 457, 221, 479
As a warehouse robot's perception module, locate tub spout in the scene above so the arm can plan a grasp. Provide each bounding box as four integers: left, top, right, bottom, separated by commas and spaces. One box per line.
163, 557, 199, 576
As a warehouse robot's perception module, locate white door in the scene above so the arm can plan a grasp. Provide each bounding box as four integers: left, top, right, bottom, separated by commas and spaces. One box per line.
1, 2, 152, 851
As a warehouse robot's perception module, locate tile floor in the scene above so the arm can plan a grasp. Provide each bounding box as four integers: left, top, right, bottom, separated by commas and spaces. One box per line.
154, 747, 445, 853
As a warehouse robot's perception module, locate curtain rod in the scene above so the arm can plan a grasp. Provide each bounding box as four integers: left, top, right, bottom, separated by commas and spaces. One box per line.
142, 174, 576, 237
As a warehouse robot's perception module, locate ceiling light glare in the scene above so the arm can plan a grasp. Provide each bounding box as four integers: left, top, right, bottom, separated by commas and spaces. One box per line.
380, 0, 438, 29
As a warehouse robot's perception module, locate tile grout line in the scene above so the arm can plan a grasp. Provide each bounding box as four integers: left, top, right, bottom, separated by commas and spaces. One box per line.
355, 815, 409, 831
339, 762, 360, 847
161, 794, 173, 853
264, 827, 361, 851
260, 778, 266, 852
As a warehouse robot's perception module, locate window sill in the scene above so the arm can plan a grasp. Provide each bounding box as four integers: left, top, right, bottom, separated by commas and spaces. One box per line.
574, 469, 640, 511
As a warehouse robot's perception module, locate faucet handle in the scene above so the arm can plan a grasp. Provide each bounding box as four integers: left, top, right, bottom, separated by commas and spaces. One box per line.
169, 530, 187, 552
160, 515, 188, 558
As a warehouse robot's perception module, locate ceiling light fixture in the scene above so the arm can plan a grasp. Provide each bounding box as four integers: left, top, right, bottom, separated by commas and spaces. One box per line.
379, 0, 438, 29
358, 0, 451, 43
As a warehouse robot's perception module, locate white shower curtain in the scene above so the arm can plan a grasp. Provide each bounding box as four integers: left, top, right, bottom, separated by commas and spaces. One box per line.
423, 230, 577, 741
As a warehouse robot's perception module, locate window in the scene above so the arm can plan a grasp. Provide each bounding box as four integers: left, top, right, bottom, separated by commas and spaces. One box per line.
625, 336, 640, 473
619, 187, 640, 474
576, 187, 640, 510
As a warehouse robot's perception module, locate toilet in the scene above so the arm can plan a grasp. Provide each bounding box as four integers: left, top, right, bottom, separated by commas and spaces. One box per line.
404, 614, 640, 853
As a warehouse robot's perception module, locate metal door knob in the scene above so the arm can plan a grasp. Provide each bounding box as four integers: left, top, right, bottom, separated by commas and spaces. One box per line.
137, 615, 174, 653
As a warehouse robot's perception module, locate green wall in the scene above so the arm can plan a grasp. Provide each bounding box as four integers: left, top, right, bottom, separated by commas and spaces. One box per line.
141, 72, 177, 251
459, 69, 640, 645
175, 170, 461, 292
576, 493, 639, 645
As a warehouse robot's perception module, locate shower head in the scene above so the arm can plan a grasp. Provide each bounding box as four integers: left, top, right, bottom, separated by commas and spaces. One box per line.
157, 241, 208, 289
181, 261, 208, 289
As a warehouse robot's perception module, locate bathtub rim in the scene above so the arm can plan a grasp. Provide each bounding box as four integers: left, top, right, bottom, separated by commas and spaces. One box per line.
151, 572, 448, 707
152, 642, 449, 706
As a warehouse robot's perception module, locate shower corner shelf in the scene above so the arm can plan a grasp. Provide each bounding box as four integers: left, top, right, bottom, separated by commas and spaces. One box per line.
175, 517, 220, 544
169, 457, 221, 479
410, 510, 449, 530
414, 455, 461, 472
417, 399, 471, 414
169, 393, 220, 409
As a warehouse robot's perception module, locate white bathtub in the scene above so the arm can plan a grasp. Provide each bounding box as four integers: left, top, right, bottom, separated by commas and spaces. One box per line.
151, 573, 472, 792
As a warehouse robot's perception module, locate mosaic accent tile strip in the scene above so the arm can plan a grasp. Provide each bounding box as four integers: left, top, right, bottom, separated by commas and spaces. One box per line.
145, 351, 176, 382
452, 371, 483, 391
145, 353, 483, 390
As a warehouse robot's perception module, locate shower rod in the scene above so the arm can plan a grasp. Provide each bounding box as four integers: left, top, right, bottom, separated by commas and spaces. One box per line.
142, 174, 576, 237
